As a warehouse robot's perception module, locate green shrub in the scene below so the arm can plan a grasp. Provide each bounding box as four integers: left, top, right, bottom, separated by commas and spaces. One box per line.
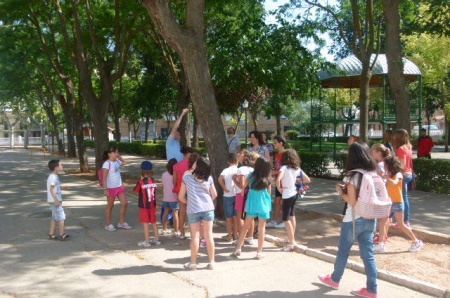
413, 158, 450, 194
286, 130, 298, 140
333, 153, 347, 179
298, 151, 331, 178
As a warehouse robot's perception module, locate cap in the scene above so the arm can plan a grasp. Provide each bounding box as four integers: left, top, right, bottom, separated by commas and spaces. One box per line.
141, 161, 153, 170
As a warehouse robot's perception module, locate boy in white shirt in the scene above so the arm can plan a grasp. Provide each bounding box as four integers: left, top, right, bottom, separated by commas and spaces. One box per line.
218, 153, 239, 242
47, 159, 69, 240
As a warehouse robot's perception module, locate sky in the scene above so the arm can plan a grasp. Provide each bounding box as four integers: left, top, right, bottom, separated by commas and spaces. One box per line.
263, 0, 335, 62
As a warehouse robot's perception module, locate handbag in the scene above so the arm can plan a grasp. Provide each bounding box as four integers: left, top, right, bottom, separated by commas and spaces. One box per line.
408, 172, 417, 190
295, 170, 309, 198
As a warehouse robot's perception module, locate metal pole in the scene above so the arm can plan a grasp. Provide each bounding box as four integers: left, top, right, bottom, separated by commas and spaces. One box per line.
245, 108, 248, 148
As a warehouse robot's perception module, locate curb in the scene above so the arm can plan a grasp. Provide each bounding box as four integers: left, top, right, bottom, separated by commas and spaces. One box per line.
216, 219, 449, 298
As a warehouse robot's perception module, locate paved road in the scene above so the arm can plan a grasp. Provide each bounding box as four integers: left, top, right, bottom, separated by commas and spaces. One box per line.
0, 148, 447, 297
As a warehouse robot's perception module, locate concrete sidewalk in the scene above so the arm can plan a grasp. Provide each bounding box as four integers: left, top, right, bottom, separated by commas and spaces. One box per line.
0, 148, 447, 297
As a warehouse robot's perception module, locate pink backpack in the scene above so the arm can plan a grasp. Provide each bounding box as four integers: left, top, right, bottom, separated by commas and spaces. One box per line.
352, 169, 391, 219
98, 161, 111, 187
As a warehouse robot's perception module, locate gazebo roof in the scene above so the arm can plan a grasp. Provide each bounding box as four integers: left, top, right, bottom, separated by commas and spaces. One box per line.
319, 54, 421, 88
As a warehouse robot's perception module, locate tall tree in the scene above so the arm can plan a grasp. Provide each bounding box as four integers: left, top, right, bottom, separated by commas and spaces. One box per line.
141, 1, 229, 181
382, 0, 411, 131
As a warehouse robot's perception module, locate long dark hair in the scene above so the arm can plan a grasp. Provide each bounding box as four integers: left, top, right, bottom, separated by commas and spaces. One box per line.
281, 149, 300, 169
250, 158, 272, 190
103, 145, 118, 162
345, 142, 377, 173
192, 158, 211, 180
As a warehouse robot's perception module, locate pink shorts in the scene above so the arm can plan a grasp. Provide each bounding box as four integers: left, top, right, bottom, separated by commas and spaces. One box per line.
107, 185, 126, 199
139, 207, 157, 223
235, 192, 245, 212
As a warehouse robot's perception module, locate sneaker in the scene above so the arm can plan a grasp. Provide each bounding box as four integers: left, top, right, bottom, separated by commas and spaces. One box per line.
244, 237, 254, 245
255, 252, 265, 259
161, 230, 171, 235
150, 239, 161, 245
117, 222, 132, 230
409, 240, 424, 252
405, 221, 411, 227
373, 243, 386, 254
373, 233, 388, 243
351, 287, 377, 298
275, 222, 285, 229
266, 220, 277, 228
138, 241, 151, 247
221, 234, 233, 242
318, 274, 339, 290
105, 224, 116, 232
174, 231, 181, 237
200, 238, 207, 248
230, 249, 241, 257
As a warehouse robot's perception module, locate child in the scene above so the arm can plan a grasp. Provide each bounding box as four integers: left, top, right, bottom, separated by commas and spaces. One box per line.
178, 158, 217, 270
133, 161, 161, 247
318, 142, 378, 298
231, 157, 272, 259
373, 156, 424, 253
218, 153, 239, 242
47, 159, 69, 240
102, 145, 132, 231
276, 149, 310, 251
161, 158, 179, 236
267, 135, 287, 228
232, 150, 258, 245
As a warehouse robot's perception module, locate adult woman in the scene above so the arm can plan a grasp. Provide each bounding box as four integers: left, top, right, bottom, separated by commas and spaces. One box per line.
318, 142, 378, 298
178, 158, 217, 270
392, 129, 413, 226
248, 130, 271, 161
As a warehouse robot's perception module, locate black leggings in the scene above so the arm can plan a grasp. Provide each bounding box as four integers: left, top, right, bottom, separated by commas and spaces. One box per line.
282, 195, 298, 221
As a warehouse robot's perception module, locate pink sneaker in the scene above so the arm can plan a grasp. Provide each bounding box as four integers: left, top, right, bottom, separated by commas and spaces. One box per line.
318, 274, 339, 290
351, 287, 377, 298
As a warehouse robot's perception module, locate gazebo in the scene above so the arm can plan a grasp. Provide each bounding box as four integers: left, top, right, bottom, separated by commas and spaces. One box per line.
311, 54, 422, 154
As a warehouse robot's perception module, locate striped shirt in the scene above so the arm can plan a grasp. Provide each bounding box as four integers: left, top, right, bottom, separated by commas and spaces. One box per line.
183, 175, 215, 214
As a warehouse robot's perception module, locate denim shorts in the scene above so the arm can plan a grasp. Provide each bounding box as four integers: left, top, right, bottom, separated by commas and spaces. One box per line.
50, 204, 66, 221
162, 201, 180, 210
187, 210, 215, 224
223, 196, 237, 218
391, 202, 405, 213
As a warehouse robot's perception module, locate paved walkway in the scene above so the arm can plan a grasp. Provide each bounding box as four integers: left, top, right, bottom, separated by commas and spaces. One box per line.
0, 148, 448, 297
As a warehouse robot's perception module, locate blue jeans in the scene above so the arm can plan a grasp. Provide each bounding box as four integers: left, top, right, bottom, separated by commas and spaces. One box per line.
402, 174, 413, 222
331, 218, 377, 294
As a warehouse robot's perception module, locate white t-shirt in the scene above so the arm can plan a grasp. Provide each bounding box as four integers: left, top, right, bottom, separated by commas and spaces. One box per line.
47, 173, 61, 203
342, 172, 363, 222
162, 171, 178, 202
279, 166, 301, 199
220, 165, 238, 197
103, 160, 123, 189
236, 166, 254, 193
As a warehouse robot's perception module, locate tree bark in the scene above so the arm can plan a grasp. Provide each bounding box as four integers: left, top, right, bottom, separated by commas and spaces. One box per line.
142, 0, 229, 217
382, 0, 411, 132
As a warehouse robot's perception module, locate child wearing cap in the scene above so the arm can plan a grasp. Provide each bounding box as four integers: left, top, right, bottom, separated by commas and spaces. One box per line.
133, 160, 161, 247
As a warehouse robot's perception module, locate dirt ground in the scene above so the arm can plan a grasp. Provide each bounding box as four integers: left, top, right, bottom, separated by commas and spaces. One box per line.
68, 170, 450, 291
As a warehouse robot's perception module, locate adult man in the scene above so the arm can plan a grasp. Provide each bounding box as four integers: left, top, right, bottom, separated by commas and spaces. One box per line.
226, 127, 241, 154
166, 108, 189, 162
417, 128, 434, 159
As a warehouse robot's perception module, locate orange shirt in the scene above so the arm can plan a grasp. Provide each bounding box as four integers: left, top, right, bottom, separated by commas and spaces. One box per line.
386, 172, 403, 203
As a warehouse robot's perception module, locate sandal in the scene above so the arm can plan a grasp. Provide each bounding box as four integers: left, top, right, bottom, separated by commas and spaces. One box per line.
59, 233, 70, 241
207, 262, 216, 270
183, 262, 197, 270
48, 234, 59, 240
282, 245, 295, 252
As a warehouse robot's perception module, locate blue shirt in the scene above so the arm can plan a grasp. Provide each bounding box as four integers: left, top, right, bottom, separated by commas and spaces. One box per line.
166, 136, 183, 162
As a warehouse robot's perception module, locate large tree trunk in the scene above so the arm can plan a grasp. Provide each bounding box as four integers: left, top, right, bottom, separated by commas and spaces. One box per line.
382, 0, 411, 132
359, 62, 372, 142
142, 0, 229, 218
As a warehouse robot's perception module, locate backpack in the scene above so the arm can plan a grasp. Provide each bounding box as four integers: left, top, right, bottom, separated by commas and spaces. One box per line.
351, 169, 391, 219
295, 170, 310, 198
98, 161, 111, 187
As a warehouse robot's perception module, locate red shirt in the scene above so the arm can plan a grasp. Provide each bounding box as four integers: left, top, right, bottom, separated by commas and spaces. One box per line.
172, 159, 189, 193
396, 145, 413, 175
417, 136, 434, 157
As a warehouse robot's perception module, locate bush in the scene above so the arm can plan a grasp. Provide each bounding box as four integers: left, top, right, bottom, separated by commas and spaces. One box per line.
298, 151, 331, 178
286, 130, 298, 140
413, 158, 450, 194
333, 153, 347, 179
